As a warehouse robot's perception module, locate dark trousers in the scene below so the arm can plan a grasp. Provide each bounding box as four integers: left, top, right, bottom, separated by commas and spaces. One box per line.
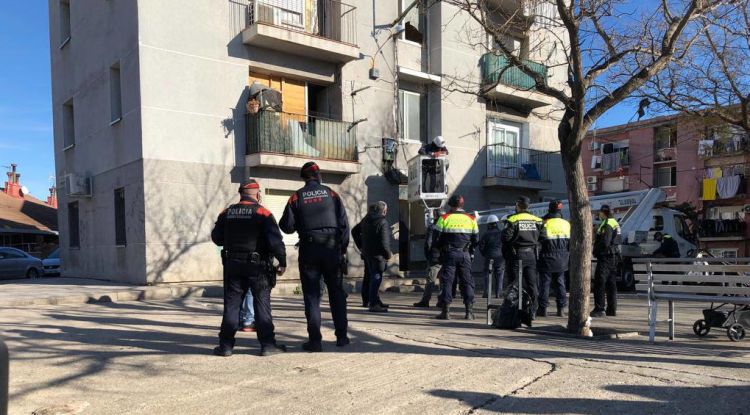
219, 260, 276, 349
538, 270, 567, 310
419, 263, 441, 303
361, 258, 371, 305
438, 250, 475, 306
505, 251, 539, 318
365, 256, 386, 307
299, 244, 348, 343
593, 256, 618, 313
483, 256, 505, 298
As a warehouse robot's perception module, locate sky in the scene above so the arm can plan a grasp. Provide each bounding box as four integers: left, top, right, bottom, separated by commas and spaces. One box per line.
0, 3, 639, 201
0, 2, 54, 200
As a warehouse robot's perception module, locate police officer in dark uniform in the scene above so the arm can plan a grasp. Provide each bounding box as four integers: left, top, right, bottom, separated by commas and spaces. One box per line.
478, 215, 505, 299
653, 232, 680, 258
414, 210, 442, 308
591, 204, 621, 318
502, 196, 543, 326
280, 162, 350, 352
432, 195, 479, 320
537, 200, 571, 317
211, 179, 287, 357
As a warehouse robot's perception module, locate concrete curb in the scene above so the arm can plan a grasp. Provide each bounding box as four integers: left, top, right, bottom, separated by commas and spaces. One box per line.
518, 326, 641, 340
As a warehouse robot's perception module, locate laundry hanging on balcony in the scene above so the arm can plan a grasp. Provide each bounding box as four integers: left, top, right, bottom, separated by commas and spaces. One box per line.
716, 175, 742, 199
702, 178, 717, 201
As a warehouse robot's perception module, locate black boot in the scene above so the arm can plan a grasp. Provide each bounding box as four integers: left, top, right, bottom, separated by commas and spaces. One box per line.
465, 304, 475, 320
260, 343, 287, 357
413, 300, 430, 307
435, 304, 450, 320
557, 306, 566, 317
537, 307, 547, 317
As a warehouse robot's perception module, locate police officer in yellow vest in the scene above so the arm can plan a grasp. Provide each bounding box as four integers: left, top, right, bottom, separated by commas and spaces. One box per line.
432, 194, 479, 320
591, 204, 621, 318
537, 200, 571, 317
501, 196, 543, 326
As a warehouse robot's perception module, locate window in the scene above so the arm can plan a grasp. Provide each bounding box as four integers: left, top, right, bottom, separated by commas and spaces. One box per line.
0, 248, 24, 259
110, 62, 122, 124
399, 89, 424, 142
59, 0, 71, 47
650, 215, 664, 232
114, 188, 126, 246
710, 248, 738, 258
654, 126, 676, 150
68, 201, 80, 248
63, 99, 75, 149
654, 166, 676, 187
401, 0, 425, 44
263, 189, 298, 246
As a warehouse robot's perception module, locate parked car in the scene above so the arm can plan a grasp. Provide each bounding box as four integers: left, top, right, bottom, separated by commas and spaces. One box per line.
0, 247, 43, 280
42, 248, 61, 276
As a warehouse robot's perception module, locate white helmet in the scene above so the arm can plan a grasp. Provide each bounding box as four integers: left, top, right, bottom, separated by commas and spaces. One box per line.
486, 215, 499, 224
433, 136, 444, 147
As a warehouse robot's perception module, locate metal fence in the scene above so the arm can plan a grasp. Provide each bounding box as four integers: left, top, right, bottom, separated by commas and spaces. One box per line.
481, 53, 548, 90
485, 143, 552, 181
247, 0, 357, 45
247, 111, 357, 161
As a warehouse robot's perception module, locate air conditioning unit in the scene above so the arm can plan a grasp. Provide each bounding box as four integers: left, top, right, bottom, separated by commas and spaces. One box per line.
586, 176, 598, 184
587, 183, 597, 192
64, 174, 92, 197
744, 204, 750, 214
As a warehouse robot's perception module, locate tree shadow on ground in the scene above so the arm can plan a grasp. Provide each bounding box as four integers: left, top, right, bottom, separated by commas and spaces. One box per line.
428, 384, 750, 414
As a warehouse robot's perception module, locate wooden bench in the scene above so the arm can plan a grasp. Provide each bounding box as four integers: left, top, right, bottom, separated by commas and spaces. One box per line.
633, 257, 750, 342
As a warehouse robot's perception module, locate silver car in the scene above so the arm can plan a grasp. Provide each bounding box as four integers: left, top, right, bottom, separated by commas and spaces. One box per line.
0, 247, 43, 280
42, 248, 61, 276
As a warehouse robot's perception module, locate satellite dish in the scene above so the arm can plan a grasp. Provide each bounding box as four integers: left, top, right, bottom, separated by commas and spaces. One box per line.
21, 186, 29, 196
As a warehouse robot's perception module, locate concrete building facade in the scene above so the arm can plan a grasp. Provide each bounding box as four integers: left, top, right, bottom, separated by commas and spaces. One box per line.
49, 0, 568, 284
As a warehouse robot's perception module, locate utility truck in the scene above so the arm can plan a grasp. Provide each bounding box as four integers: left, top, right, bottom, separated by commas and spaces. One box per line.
476, 189, 698, 290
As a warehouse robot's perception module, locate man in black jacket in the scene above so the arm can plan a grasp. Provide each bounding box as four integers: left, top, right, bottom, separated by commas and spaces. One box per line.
279, 162, 350, 352
352, 208, 389, 309
479, 215, 504, 299
211, 179, 287, 357
360, 201, 392, 313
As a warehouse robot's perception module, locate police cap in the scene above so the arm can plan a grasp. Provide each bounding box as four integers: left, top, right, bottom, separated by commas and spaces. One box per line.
600, 204, 611, 214
238, 178, 260, 193
300, 161, 321, 179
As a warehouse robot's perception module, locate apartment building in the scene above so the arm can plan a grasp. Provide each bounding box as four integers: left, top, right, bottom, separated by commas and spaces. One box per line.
583, 115, 750, 258
48, 0, 568, 284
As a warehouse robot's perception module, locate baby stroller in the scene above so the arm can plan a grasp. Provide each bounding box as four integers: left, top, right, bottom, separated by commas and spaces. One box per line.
693, 303, 750, 342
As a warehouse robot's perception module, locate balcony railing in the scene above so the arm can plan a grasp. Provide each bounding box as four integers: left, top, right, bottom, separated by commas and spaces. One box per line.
481, 53, 548, 90
247, 0, 357, 45
246, 111, 357, 162
698, 136, 750, 158
485, 144, 551, 181
698, 219, 746, 238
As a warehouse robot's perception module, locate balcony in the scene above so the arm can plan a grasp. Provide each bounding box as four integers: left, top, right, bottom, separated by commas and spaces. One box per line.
482, 144, 553, 190
245, 111, 359, 174
698, 136, 750, 159
242, 0, 359, 63
698, 219, 746, 240
481, 53, 554, 110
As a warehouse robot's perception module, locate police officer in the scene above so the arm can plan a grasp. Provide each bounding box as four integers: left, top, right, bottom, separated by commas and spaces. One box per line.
478, 215, 504, 299
501, 196, 543, 326
432, 195, 478, 320
211, 179, 287, 357
653, 232, 680, 258
537, 200, 570, 317
591, 204, 621, 317
279, 162, 350, 352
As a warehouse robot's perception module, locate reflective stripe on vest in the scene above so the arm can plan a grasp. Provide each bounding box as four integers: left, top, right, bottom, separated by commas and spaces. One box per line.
436, 212, 479, 234
543, 217, 571, 239
597, 217, 620, 233
507, 212, 543, 224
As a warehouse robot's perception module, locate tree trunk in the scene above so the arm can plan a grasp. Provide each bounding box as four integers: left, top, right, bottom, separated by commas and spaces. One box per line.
559, 127, 594, 335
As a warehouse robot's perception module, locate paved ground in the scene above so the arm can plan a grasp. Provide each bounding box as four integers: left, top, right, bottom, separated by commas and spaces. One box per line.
2, 293, 749, 415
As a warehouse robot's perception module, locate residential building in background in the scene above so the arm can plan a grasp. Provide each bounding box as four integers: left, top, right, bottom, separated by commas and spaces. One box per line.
0, 164, 59, 258
48, 0, 568, 284
583, 115, 750, 258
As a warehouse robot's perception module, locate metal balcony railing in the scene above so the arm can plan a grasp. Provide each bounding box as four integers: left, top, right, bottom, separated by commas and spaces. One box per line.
485, 144, 552, 181
698, 136, 750, 158
247, 0, 357, 45
697, 219, 746, 238
246, 111, 357, 162
481, 53, 548, 90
